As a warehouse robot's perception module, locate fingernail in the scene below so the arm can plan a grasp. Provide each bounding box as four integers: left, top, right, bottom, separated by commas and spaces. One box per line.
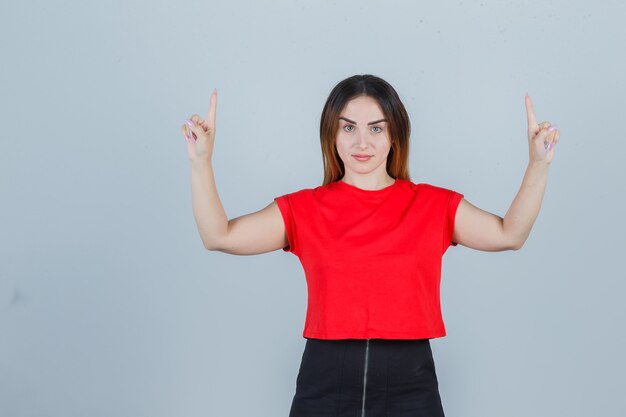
548, 124, 558, 132
186, 119, 195, 127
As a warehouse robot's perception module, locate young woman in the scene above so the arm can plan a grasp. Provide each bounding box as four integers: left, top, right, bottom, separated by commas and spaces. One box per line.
181, 74, 560, 417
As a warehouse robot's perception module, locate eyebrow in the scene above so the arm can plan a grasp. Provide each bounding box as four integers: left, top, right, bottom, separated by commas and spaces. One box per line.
338, 116, 388, 125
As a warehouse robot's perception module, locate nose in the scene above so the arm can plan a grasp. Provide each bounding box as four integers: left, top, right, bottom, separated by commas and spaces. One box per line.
357, 130, 368, 149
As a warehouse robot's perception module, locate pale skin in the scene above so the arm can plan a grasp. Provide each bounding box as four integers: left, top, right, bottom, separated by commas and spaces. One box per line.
182, 90, 559, 254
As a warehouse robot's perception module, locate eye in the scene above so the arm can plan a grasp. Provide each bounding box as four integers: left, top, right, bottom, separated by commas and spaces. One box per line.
371, 126, 382, 133
343, 124, 355, 132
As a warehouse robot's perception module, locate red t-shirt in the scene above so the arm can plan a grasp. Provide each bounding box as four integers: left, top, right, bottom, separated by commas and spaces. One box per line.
274, 177, 464, 340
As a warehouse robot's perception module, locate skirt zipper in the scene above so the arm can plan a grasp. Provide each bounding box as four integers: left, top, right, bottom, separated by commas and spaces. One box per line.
361, 338, 370, 417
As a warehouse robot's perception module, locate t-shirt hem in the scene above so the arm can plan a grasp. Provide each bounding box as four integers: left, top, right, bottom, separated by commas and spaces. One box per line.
302, 329, 447, 340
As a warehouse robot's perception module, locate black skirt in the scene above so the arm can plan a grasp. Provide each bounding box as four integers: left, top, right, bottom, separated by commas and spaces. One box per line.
289, 338, 445, 417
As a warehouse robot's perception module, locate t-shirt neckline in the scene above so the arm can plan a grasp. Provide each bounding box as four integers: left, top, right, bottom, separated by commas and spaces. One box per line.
336, 177, 400, 193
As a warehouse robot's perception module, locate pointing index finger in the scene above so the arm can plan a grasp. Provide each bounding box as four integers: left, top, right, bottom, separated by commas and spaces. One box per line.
206, 88, 217, 127
525, 93, 538, 130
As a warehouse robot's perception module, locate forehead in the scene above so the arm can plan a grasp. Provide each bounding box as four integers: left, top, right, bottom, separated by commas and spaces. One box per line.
340, 96, 384, 119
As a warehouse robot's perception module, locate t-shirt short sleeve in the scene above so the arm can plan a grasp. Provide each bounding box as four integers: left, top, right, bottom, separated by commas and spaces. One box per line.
274, 193, 297, 255
444, 189, 464, 251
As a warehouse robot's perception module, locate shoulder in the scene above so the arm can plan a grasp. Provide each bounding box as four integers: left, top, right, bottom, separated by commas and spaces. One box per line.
415, 182, 449, 193
278, 180, 349, 199
403, 181, 464, 208
414, 181, 461, 196
398, 180, 446, 196
274, 185, 320, 206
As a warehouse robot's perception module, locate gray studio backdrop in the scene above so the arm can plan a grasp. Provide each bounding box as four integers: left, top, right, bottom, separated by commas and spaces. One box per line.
1, 0, 624, 416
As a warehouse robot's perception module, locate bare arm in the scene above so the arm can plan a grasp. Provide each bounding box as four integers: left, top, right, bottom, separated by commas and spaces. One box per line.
190, 160, 287, 254
502, 161, 550, 249
183, 90, 288, 255
451, 94, 560, 252
452, 198, 515, 252
216, 199, 287, 255
452, 161, 550, 252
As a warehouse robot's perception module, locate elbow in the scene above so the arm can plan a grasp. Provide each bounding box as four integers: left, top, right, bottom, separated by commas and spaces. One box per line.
202, 236, 223, 251
510, 239, 525, 251
504, 228, 526, 251
204, 242, 218, 251
203, 239, 225, 252
202, 226, 229, 252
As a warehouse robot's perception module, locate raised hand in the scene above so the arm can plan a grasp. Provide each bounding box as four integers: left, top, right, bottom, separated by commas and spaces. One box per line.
525, 93, 560, 165
182, 88, 218, 162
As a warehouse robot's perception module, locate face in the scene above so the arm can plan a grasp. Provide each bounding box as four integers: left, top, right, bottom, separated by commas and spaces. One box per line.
335, 95, 392, 178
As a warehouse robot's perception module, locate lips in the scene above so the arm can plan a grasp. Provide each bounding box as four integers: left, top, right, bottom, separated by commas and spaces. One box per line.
353, 154, 372, 161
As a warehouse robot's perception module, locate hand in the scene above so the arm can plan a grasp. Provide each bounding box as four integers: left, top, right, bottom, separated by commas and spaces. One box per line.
181, 88, 218, 162
525, 93, 560, 165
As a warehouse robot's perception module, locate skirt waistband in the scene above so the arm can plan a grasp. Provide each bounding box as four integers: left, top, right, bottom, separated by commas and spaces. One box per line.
289, 337, 445, 416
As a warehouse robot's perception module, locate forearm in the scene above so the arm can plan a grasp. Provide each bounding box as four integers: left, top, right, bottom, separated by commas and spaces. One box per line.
503, 161, 551, 248
190, 159, 228, 249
